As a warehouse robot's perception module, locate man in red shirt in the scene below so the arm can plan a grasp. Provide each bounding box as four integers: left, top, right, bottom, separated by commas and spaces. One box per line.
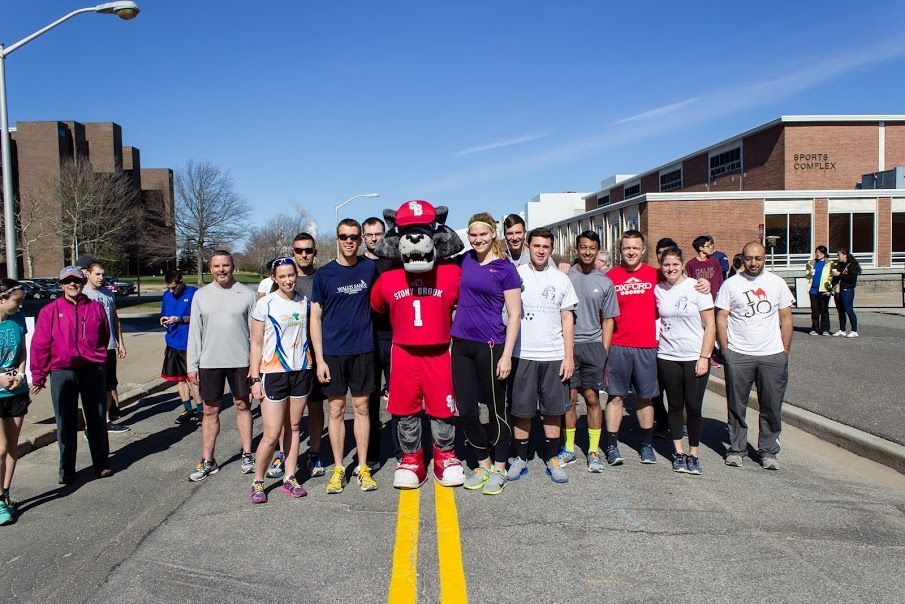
370, 200, 466, 489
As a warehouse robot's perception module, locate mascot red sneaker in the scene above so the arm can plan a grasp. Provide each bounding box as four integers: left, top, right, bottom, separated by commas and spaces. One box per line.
370, 200, 466, 488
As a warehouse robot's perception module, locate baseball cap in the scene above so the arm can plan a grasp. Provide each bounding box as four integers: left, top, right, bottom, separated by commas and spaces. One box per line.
395, 200, 436, 227
59, 266, 85, 282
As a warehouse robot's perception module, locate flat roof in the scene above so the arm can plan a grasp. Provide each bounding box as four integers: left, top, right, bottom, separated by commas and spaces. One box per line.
588, 115, 905, 200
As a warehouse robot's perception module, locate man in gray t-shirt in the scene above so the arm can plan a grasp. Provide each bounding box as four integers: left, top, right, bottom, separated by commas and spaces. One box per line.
561, 231, 620, 472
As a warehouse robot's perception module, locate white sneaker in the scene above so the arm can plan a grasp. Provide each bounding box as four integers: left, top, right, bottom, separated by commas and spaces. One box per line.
832, 330, 846, 337
846, 331, 859, 338
808, 330, 819, 335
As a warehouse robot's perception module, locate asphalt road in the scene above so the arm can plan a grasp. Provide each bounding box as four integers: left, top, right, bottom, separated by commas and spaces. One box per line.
3, 385, 904, 603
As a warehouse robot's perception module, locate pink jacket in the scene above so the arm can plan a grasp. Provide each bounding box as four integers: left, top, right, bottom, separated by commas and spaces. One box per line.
30, 295, 110, 387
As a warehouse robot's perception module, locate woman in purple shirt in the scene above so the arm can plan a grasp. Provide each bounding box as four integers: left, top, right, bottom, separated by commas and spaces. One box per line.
451, 212, 521, 495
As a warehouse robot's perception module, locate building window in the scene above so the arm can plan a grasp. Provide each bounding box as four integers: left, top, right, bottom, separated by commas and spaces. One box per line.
829, 212, 875, 265
623, 182, 640, 199
596, 194, 610, 207
764, 213, 811, 266
893, 212, 905, 263
709, 146, 741, 178
659, 168, 682, 191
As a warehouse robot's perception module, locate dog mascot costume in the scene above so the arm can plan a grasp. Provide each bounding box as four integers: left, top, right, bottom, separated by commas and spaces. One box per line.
370, 200, 466, 488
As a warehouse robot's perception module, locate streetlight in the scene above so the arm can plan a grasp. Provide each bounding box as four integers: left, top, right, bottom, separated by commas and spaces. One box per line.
1, 2, 140, 278
335, 193, 380, 226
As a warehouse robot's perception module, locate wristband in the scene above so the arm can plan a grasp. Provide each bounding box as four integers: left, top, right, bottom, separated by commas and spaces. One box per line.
699, 355, 710, 359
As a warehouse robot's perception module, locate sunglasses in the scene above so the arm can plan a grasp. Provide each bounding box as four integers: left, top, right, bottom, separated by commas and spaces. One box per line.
337, 234, 361, 242
60, 278, 84, 285
293, 247, 316, 255
271, 257, 296, 270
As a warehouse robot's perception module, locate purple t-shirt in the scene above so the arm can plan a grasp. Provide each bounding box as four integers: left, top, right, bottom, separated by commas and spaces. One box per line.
451, 251, 521, 345
685, 256, 723, 300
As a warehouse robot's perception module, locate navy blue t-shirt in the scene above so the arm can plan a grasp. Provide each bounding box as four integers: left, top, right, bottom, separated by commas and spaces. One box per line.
312, 258, 377, 355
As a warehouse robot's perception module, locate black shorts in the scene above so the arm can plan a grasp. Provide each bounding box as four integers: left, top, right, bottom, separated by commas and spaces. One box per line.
199, 367, 251, 403
307, 359, 325, 403
0, 392, 30, 418
106, 349, 119, 390
262, 370, 313, 401
161, 346, 189, 381
508, 358, 570, 419
569, 341, 607, 391
321, 353, 374, 398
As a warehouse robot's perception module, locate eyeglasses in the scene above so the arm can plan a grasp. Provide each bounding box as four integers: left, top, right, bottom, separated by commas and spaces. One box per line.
337, 234, 361, 242
271, 257, 296, 270
60, 278, 84, 285
293, 247, 316, 255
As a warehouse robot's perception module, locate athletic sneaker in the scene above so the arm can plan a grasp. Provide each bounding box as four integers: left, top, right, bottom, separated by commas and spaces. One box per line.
821, 331, 831, 336
545, 457, 568, 483
686, 455, 702, 475
326, 467, 346, 494
107, 421, 130, 433
808, 330, 819, 335
507, 457, 529, 481
672, 453, 688, 473
639, 444, 657, 464
482, 470, 507, 495
188, 458, 219, 482
308, 454, 325, 477
0, 500, 13, 525
240, 452, 255, 474
281, 476, 307, 498
174, 410, 197, 424
846, 331, 859, 338
463, 467, 491, 491
724, 454, 744, 467
357, 465, 378, 491
250, 481, 267, 504
761, 456, 779, 471
605, 445, 624, 466
557, 448, 577, 466
832, 330, 847, 337
267, 453, 285, 479
108, 406, 122, 420
587, 450, 606, 473
352, 461, 382, 476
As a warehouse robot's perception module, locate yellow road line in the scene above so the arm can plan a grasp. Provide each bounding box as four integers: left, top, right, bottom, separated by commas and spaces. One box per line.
388, 489, 420, 604
434, 481, 468, 603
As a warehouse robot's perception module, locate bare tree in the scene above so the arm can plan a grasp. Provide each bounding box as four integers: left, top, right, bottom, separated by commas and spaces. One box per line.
174, 160, 251, 285
15, 193, 53, 278
243, 210, 316, 274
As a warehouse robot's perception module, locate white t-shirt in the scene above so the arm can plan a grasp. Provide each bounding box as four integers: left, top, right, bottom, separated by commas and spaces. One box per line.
257, 277, 274, 295
251, 291, 311, 373
655, 278, 714, 361
715, 271, 793, 356
515, 264, 578, 361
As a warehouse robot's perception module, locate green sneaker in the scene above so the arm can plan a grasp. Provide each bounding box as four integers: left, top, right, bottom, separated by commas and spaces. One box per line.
482, 470, 507, 495
0, 500, 13, 526
463, 467, 491, 490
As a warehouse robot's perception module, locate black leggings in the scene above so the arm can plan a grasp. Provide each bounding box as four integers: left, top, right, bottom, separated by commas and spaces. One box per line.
656, 358, 709, 447
452, 338, 511, 463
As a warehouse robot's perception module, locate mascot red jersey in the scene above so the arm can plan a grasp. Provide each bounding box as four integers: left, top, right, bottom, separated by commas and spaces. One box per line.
370, 200, 466, 488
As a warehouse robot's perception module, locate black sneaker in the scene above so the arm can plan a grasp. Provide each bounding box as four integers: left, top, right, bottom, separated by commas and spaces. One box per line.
108, 406, 122, 421
672, 453, 688, 473
605, 445, 624, 466
686, 455, 702, 475
107, 421, 131, 433
175, 410, 197, 425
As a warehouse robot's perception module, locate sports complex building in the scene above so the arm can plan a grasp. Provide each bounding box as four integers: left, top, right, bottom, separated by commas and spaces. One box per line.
539, 115, 905, 273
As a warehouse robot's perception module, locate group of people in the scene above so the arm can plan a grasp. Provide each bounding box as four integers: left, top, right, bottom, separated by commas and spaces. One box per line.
805, 246, 861, 337
0, 208, 801, 522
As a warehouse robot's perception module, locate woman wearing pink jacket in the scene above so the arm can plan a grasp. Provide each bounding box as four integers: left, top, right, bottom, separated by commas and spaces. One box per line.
30, 266, 111, 483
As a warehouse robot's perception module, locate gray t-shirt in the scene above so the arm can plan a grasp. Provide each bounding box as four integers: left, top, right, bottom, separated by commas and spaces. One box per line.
84, 286, 118, 350
187, 281, 257, 371
568, 265, 620, 343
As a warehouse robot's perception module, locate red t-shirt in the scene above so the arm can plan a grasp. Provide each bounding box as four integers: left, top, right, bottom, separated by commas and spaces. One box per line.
370, 264, 460, 346
608, 263, 658, 348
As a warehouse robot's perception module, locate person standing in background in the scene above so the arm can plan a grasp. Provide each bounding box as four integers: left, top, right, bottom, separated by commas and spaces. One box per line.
159, 270, 202, 424
805, 246, 833, 336
831, 248, 861, 338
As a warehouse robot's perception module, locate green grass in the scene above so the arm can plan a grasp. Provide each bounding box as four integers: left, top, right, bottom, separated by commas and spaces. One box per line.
128, 272, 264, 285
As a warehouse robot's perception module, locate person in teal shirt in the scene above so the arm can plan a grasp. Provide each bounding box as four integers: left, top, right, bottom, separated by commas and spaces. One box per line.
0, 279, 29, 526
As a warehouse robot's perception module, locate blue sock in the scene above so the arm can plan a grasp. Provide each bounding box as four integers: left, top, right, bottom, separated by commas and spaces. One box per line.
195, 403, 204, 414
182, 400, 193, 412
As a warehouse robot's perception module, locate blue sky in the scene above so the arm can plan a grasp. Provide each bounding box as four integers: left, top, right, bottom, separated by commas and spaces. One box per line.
5, 1, 905, 238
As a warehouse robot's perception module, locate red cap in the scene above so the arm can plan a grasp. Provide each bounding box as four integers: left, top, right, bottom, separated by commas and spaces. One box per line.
395, 200, 436, 227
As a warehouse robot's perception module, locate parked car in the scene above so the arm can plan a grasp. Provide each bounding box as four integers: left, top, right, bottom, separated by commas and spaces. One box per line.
17, 280, 41, 299
103, 276, 135, 296
26, 278, 63, 300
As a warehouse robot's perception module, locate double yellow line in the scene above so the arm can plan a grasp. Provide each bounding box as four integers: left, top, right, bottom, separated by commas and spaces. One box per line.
388, 481, 468, 603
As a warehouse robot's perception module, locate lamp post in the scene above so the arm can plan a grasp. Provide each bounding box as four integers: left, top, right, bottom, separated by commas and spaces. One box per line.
0, 2, 140, 278
335, 193, 380, 227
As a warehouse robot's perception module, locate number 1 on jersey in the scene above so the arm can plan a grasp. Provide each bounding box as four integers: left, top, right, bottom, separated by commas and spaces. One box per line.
412, 299, 423, 327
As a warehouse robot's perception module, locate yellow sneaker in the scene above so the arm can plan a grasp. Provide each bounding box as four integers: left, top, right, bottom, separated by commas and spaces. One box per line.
326, 467, 346, 494
357, 464, 378, 491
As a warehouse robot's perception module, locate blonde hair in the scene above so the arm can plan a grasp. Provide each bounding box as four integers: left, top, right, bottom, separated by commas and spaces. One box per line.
467, 212, 505, 260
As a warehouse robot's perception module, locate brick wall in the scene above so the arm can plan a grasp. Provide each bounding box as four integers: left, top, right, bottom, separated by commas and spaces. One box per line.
784, 123, 880, 189
84, 122, 123, 173
640, 172, 659, 195
814, 198, 828, 248
682, 153, 709, 192
878, 197, 891, 266
643, 199, 763, 264
885, 124, 905, 168
742, 124, 784, 189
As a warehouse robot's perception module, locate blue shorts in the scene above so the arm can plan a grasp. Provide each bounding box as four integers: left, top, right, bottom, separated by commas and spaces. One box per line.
605, 345, 659, 399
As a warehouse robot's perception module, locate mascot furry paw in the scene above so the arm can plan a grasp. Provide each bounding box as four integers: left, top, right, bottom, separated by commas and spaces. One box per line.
369, 200, 466, 488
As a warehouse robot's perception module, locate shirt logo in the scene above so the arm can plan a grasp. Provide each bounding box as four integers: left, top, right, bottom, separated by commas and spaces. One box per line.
336, 279, 368, 295
408, 201, 424, 216
541, 285, 557, 302
742, 288, 773, 318
614, 276, 652, 295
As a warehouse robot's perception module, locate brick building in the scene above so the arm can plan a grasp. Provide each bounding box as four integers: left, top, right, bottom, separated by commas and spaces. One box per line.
4, 120, 175, 278
539, 115, 905, 270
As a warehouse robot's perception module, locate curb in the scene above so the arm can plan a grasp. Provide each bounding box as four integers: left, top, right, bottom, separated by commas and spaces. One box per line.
706, 375, 905, 474
16, 378, 174, 458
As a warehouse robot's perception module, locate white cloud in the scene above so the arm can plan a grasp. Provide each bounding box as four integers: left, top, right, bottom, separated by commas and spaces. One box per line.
455, 132, 549, 156
611, 98, 700, 125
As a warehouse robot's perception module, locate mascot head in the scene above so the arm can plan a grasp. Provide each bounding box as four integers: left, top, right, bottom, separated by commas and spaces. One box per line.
376, 200, 464, 273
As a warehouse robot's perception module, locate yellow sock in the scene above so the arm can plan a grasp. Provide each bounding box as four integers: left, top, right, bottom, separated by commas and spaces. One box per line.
588, 428, 602, 453
564, 428, 576, 452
